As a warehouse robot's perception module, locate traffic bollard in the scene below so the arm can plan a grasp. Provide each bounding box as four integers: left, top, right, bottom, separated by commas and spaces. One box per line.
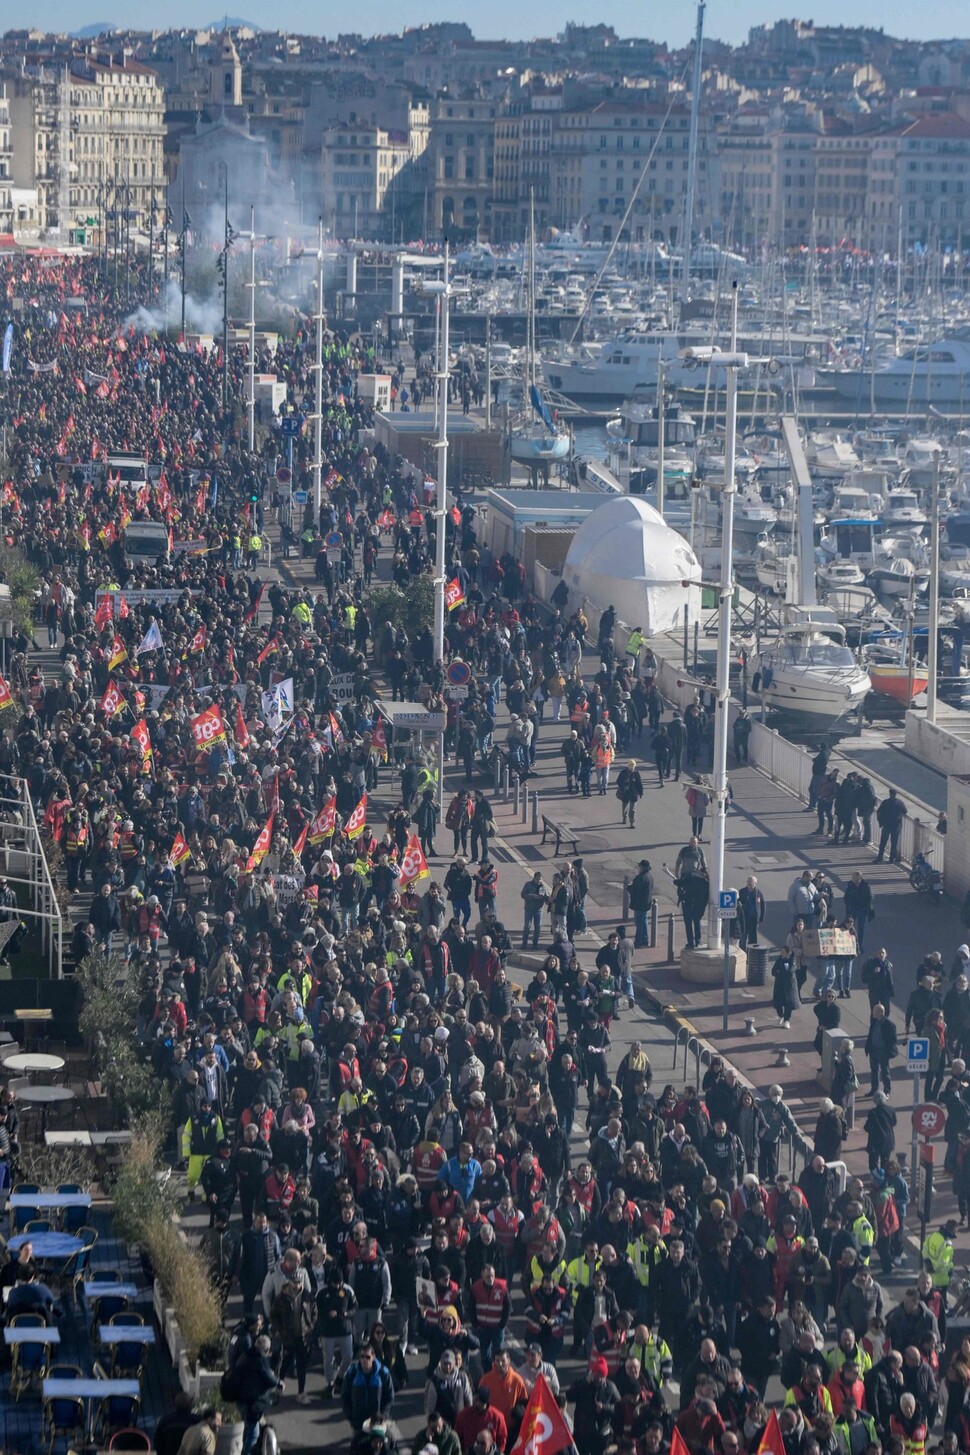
666, 912, 675, 963
650, 898, 659, 949
531, 790, 540, 835
622, 878, 630, 922
521, 783, 528, 823
514, 776, 521, 816
502, 764, 510, 803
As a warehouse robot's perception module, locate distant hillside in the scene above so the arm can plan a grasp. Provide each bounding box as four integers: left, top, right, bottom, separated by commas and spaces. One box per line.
71, 21, 116, 36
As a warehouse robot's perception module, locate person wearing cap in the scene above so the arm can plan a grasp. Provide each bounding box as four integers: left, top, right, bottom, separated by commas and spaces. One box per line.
922, 1218, 959, 1291
455, 1409, 503, 1455
565, 1357, 621, 1455
519, 1341, 561, 1399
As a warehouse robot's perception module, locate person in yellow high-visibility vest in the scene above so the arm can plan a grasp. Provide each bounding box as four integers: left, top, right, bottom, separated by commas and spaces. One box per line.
247, 532, 262, 567
922, 1219, 958, 1288
291, 598, 312, 628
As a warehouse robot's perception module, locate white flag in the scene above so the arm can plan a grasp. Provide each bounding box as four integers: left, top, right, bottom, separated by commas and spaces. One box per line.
136, 621, 163, 655
276, 678, 294, 717
261, 687, 283, 731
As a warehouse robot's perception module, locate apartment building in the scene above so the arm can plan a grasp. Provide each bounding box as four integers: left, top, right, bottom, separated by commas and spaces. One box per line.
426, 93, 497, 237
550, 98, 713, 246
0, 83, 11, 235
320, 104, 429, 240
4, 56, 164, 238
869, 112, 970, 252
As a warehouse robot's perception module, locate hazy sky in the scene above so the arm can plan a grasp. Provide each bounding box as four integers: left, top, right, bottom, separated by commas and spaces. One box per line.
26, 1, 970, 49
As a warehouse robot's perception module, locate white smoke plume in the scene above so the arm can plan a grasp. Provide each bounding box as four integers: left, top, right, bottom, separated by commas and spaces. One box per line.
125, 281, 224, 337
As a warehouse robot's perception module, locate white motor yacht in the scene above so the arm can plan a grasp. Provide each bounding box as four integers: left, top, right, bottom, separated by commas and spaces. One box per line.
817, 558, 865, 591
820, 334, 970, 407
882, 485, 927, 530
751, 609, 871, 728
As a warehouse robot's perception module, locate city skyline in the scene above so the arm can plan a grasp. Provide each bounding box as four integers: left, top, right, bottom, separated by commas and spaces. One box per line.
19, 1, 970, 49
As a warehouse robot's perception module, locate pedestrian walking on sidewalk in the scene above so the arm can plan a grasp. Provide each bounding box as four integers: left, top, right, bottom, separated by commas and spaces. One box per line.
844, 873, 874, 954
864, 1004, 899, 1096
685, 779, 709, 839
737, 876, 765, 951
652, 725, 671, 786
616, 759, 644, 827
629, 860, 655, 950
772, 951, 799, 1029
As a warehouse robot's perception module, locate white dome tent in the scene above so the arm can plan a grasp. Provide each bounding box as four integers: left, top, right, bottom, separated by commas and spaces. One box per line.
561, 495, 703, 636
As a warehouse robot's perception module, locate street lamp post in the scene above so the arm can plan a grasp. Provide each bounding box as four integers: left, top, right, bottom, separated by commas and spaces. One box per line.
682, 285, 775, 970
927, 448, 941, 724
312, 219, 325, 524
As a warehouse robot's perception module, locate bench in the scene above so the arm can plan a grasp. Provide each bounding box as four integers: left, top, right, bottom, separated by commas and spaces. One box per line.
541, 815, 579, 855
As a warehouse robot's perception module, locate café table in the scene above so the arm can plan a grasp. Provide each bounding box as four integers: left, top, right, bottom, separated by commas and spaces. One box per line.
4, 1326, 61, 1346
3, 1051, 65, 1076
9, 1231, 84, 1261
97, 1326, 155, 1345
15, 1084, 75, 1135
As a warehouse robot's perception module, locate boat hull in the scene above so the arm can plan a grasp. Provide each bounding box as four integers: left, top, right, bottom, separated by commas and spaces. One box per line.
759, 671, 871, 728
509, 434, 571, 464
868, 666, 929, 705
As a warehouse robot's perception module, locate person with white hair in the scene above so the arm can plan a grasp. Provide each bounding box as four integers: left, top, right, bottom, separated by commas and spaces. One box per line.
813, 1097, 848, 1163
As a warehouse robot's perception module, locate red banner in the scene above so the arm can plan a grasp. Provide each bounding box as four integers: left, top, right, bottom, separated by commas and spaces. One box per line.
0, 673, 14, 715
191, 704, 226, 750
130, 718, 153, 774
400, 833, 430, 887
99, 680, 125, 718
370, 717, 388, 761
307, 797, 337, 845
246, 812, 275, 872
445, 577, 465, 611
170, 832, 191, 866
509, 1375, 573, 1455
234, 702, 250, 749
343, 793, 368, 840
108, 634, 128, 670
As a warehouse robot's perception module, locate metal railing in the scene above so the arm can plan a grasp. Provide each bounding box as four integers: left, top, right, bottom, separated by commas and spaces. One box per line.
0, 779, 64, 979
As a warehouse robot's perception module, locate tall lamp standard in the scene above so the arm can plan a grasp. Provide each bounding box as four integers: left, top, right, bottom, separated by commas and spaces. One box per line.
681, 282, 776, 1026
413, 242, 467, 793
215, 162, 235, 414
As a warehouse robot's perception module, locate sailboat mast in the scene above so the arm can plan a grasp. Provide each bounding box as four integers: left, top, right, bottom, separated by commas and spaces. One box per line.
681, 0, 706, 308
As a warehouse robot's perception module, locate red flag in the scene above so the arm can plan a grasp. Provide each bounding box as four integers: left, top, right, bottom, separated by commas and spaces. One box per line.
246, 813, 275, 872
0, 673, 15, 716
509, 1375, 573, 1455
307, 797, 337, 845
187, 624, 206, 655
445, 577, 465, 612
400, 833, 430, 888
756, 1412, 786, 1455
99, 680, 125, 718
267, 773, 280, 816
234, 701, 250, 749
343, 793, 368, 840
328, 711, 345, 746
107, 634, 128, 670
170, 832, 191, 867
257, 635, 279, 665
370, 717, 388, 761
244, 584, 265, 624
118, 594, 130, 620
94, 595, 114, 629
130, 718, 154, 775
195, 484, 206, 513
293, 822, 309, 857
191, 704, 227, 750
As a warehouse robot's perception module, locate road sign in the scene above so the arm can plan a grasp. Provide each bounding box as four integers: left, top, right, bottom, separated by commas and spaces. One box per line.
912, 1102, 946, 1139
444, 685, 469, 701
446, 660, 472, 687
907, 1036, 930, 1074
717, 889, 738, 919
293, 490, 308, 505
276, 466, 292, 485
325, 531, 343, 548
279, 415, 304, 437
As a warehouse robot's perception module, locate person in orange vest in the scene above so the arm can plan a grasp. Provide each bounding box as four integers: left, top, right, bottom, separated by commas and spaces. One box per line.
468, 1263, 512, 1370
593, 734, 614, 796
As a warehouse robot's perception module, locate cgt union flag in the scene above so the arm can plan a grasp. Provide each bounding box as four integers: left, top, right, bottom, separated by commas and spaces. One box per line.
191, 704, 226, 750
307, 797, 337, 845
246, 812, 275, 872
100, 680, 125, 718
342, 792, 368, 840
508, 1375, 573, 1455
444, 577, 465, 611
400, 834, 430, 887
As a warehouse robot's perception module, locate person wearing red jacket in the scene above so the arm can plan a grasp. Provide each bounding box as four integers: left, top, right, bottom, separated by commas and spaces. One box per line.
828, 1360, 867, 1417
469, 1264, 512, 1369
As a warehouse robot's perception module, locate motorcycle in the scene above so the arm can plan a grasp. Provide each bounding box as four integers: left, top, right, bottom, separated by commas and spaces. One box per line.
910, 850, 944, 904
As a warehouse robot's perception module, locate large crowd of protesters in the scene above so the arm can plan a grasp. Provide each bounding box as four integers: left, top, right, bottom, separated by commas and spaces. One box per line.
2, 253, 970, 1455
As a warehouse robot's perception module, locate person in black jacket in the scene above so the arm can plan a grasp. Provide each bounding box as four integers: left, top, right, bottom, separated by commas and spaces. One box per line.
232, 1334, 283, 1455
652, 1239, 700, 1351
864, 1005, 899, 1096
566, 1359, 621, 1455
875, 789, 907, 864
863, 1092, 897, 1173
628, 861, 655, 950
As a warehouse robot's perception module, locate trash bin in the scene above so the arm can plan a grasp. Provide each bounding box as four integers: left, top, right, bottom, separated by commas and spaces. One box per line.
746, 946, 769, 986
